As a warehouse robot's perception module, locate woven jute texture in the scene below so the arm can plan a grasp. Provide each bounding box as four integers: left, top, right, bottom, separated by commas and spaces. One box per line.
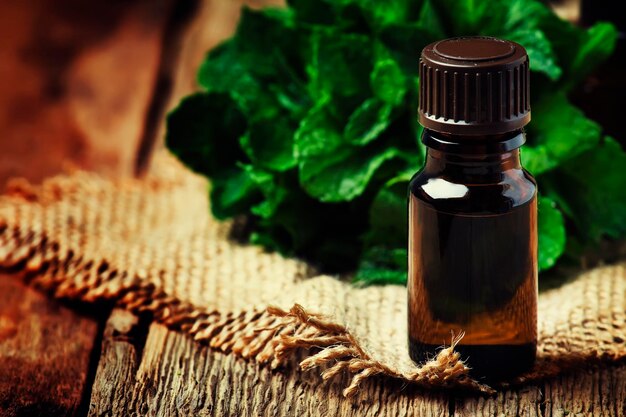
1, 153, 625, 395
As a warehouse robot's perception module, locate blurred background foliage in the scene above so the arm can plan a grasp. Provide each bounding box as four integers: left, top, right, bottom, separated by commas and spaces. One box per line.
167, 0, 625, 285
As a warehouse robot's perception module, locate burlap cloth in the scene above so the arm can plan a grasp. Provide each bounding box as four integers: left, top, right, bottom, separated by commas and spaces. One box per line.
1, 153, 625, 396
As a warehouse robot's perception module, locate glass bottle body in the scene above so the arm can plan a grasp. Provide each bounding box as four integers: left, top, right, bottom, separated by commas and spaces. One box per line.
407, 129, 538, 381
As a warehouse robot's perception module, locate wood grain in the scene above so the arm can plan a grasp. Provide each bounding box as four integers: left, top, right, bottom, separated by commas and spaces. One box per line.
88, 322, 449, 416
543, 366, 626, 417
88, 321, 626, 416
0, 275, 99, 417
87, 309, 144, 417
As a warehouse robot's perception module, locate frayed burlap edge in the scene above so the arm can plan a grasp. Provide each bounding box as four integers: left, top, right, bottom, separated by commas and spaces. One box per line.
264, 304, 491, 395
261, 295, 626, 397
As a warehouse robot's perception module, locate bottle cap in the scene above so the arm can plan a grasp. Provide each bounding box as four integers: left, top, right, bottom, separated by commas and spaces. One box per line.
418, 36, 530, 135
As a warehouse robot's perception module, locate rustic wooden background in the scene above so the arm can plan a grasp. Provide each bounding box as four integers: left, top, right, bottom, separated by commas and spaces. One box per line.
1, 0, 625, 415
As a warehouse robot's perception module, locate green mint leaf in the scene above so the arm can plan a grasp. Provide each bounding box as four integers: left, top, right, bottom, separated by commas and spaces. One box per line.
253, 190, 367, 271
414, 0, 446, 40
239, 165, 287, 219
476, 0, 563, 80
534, 14, 616, 89
379, 22, 442, 76
344, 98, 394, 146
426, 0, 563, 80
228, 8, 304, 83
294, 103, 343, 159
286, 0, 369, 29
197, 42, 279, 120
240, 118, 296, 172
523, 93, 600, 175
497, 0, 549, 31
250, 229, 289, 254
198, 9, 307, 121
286, 0, 336, 25
166, 93, 246, 178
538, 196, 566, 270
370, 58, 408, 105
299, 146, 398, 202
196, 41, 252, 92
564, 22, 618, 90
307, 30, 373, 99
210, 167, 259, 220
428, 0, 490, 35
197, 41, 253, 92
506, 29, 561, 80
364, 180, 407, 247
543, 137, 626, 242
355, 247, 407, 285
353, 0, 423, 29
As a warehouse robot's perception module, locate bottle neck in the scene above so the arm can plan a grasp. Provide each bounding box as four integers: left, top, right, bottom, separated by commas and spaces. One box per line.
421, 129, 525, 181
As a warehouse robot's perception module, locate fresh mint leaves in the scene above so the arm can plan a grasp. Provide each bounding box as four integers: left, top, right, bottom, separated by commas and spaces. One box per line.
167, 0, 623, 284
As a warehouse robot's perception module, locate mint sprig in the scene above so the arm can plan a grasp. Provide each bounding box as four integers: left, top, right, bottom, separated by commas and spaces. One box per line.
167, 0, 622, 283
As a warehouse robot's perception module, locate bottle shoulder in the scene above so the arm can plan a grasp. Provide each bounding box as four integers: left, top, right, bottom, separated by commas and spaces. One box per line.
409, 168, 537, 214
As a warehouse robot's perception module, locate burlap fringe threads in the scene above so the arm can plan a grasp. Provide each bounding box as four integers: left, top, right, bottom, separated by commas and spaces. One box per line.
265, 304, 492, 396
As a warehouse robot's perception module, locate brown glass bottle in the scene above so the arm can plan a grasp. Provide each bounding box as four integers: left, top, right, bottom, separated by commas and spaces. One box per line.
408, 37, 538, 381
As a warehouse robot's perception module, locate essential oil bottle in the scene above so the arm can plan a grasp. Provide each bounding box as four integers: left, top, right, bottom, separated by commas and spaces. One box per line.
408, 37, 538, 381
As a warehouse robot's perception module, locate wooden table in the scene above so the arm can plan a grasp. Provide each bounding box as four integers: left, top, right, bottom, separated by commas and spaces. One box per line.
1, 275, 624, 417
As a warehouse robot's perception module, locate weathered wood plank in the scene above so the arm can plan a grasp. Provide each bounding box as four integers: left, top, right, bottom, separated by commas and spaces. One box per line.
90, 321, 626, 417
454, 385, 543, 417
109, 323, 449, 417
0, 275, 99, 417
88, 309, 144, 417
544, 366, 626, 417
